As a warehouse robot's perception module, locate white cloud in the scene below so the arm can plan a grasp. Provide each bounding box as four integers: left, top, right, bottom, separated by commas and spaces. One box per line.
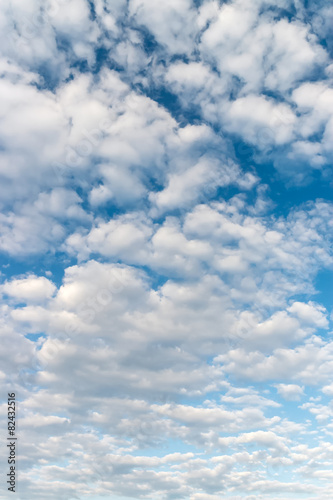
275, 384, 305, 401
223, 95, 296, 147
1, 0, 100, 80
322, 383, 333, 396
292, 83, 333, 140
218, 430, 289, 453
129, 0, 197, 54
64, 199, 333, 289
64, 213, 153, 262
215, 336, 333, 384
150, 156, 258, 215
2, 276, 56, 303
0, 188, 89, 256
287, 302, 328, 329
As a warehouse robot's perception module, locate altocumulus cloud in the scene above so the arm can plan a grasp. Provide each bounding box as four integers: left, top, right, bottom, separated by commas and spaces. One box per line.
0, 0, 333, 499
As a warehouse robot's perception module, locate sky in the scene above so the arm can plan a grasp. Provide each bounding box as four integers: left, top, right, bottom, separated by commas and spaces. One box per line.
0, 0, 333, 499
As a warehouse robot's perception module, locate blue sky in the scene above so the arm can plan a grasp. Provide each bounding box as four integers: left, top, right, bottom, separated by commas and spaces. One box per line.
0, 0, 333, 499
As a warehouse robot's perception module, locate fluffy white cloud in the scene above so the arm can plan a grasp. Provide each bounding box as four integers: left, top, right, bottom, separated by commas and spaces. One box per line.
150, 156, 258, 215
64, 213, 153, 262
0, 188, 89, 256
215, 336, 333, 384
321, 383, 333, 396
223, 95, 296, 147
64, 199, 333, 289
275, 384, 305, 401
1, 0, 100, 81
2, 276, 56, 303
129, 0, 197, 54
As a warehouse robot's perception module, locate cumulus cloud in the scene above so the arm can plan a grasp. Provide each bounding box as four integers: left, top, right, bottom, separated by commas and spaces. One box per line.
1, 275, 56, 303
275, 384, 305, 401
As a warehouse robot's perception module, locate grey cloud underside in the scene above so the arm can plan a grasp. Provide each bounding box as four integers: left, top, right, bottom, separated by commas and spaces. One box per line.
0, 0, 333, 499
